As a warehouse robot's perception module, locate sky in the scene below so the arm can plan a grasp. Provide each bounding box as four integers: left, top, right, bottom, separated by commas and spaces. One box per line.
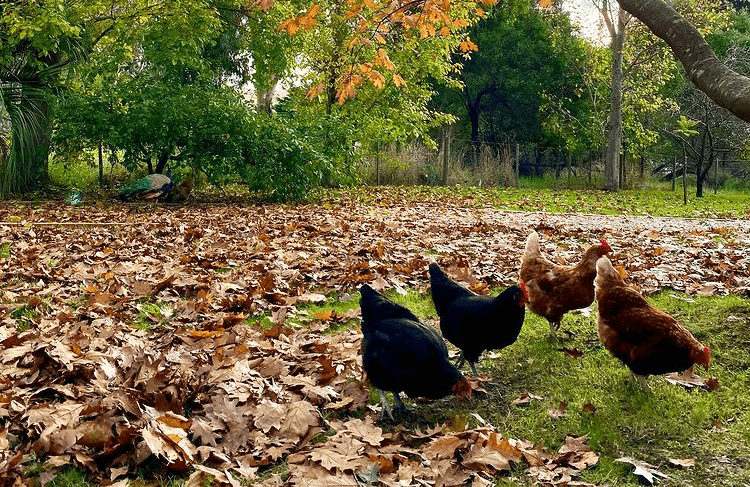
563, 0, 611, 45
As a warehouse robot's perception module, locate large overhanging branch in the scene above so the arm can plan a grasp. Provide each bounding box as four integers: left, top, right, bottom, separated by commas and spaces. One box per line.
618, 0, 750, 121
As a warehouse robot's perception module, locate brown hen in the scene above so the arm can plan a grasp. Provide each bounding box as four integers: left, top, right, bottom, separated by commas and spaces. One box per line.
519, 231, 611, 338
595, 256, 710, 389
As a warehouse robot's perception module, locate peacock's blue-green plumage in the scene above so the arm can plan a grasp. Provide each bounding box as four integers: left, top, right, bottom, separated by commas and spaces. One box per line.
118, 169, 173, 201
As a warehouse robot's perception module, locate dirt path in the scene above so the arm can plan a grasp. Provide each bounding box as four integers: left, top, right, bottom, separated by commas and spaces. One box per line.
2, 201, 749, 307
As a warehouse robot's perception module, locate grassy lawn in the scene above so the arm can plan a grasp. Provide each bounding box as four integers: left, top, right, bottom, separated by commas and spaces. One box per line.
7, 185, 750, 486
368, 289, 750, 486
327, 184, 750, 219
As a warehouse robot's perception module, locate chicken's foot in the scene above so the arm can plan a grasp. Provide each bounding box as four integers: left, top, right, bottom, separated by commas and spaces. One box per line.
393, 393, 408, 415
378, 389, 394, 421
631, 372, 651, 392
378, 390, 408, 421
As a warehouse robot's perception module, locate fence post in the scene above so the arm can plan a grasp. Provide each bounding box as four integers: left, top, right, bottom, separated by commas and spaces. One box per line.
441, 125, 452, 186
375, 142, 381, 185
515, 143, 520, 186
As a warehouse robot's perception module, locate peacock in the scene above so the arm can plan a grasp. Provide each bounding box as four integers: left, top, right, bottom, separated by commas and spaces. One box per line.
117, 168, 174, 201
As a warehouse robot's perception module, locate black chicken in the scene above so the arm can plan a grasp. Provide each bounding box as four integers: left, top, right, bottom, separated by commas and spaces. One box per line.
359, 284, 471, 420
429, 264, 527, 375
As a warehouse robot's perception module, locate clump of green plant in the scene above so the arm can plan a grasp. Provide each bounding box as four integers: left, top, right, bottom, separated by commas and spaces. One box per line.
1, 242, 10, 259
288, 290, 361, 333
132, 301, 174, 332
11, 304, 43, 332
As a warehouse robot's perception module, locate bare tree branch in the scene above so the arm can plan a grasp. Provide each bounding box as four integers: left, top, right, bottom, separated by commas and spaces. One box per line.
618, 0, 750, 121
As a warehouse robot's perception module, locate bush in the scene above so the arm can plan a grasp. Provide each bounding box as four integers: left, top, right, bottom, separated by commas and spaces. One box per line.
241, 113, 356, 201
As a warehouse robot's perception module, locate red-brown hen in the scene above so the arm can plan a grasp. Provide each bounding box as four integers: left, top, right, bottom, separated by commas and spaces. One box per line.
595, 256, 710, 389
519, 231, 612, 338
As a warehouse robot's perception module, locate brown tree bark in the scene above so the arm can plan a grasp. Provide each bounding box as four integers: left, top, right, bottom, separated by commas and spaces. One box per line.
601, 2, 629, 191
618, 0, 750, 121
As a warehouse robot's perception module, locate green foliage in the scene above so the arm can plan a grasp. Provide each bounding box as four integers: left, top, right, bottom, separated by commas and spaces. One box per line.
11, 305, 39, 332
242, 112, 356, 201
432, 0, 598, 152
133, 301, 174, 332
44, 466, 93, 487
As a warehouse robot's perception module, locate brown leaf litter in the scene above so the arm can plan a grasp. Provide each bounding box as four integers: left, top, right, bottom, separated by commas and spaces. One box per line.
1, 199, 748, 485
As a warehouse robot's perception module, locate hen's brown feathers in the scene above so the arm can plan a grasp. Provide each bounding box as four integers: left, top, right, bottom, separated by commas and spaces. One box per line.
595, 257, 710, 376
519, 231, 611, 330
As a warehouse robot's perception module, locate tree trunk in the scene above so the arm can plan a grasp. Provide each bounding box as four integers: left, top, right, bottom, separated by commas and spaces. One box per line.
98, 143, 104, 188
604, 7, 628, 191
441, 125, 452, 186
256, 76, 279, 116
618, 0, 750, 122
683, 148, 687, 204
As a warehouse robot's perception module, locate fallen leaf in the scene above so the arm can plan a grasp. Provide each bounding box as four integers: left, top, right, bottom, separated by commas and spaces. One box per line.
548, 402, 567, 420
665, 370, 714, 390
559, 347, 584, 358
513, 392, 543, 407
669, 458, 695, 469
616, 457, 669, 484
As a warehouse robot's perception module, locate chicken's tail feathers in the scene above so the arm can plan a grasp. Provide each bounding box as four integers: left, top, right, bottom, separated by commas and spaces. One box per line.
359, 284, 420, 324
428, 264, 474, 313
522, 231, 541, 262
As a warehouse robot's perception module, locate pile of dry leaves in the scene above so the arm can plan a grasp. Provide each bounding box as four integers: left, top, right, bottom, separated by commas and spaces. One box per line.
0, 198, 748, 485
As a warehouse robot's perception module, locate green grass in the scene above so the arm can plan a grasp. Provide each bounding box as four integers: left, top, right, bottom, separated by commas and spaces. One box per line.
132, 301, 175, 332
324, 185, 750, 219
11, 304, 41, 332
370, 289, 750, 486
1, 242, 10, 259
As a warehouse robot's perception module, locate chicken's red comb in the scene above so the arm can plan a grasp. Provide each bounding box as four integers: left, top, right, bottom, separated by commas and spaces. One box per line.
600, 239, 611, 249
519, 281, 528, 297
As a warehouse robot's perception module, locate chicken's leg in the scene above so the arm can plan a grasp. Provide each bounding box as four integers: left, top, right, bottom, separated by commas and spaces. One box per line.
392, 393, 408, 415
630, 372, 651, 392
468, 361, 478, 376
378, 389, 394, 421
548, 319, 561, 340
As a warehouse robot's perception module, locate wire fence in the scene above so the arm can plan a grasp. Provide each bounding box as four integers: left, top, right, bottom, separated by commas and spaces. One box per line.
358, 136, 750, 191
359, 138, 606, 187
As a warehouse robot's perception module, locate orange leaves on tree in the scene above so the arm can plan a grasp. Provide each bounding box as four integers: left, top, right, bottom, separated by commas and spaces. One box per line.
278, 0, 497, 102
252, 0, 275, 10
306, 83, 326, 100
277, 3, 319, 35
419, 22, 437, 38
459, 38, 478, 52
336, 72, 363, 104
374, 48, 396, 70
